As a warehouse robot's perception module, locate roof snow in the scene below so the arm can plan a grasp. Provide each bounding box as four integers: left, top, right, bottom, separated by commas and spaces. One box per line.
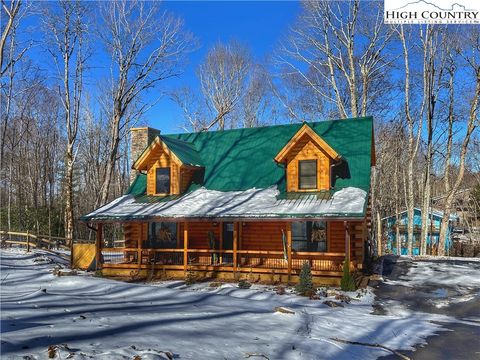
82, 186, 367, 221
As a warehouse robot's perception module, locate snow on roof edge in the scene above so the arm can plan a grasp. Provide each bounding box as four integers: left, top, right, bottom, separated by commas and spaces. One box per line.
81, 186, 368, 222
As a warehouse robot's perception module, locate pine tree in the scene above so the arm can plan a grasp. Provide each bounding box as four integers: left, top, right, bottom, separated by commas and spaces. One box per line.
340, 259, 356, 291
296, 262, 315, 296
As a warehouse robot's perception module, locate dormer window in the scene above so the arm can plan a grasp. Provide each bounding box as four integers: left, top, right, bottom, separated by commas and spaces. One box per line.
298, 160, 317, 190
274, 124, 341, 192
156, 167, 170, 194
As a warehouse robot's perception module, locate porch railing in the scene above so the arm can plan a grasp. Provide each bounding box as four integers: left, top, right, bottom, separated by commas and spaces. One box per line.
238, 250, 287, 270
187, 249, 234, 266
292, 252, 345, 272
100, 247, 346, 274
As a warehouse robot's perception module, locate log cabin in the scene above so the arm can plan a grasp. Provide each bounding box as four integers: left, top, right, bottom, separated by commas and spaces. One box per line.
80, 116, 375, 285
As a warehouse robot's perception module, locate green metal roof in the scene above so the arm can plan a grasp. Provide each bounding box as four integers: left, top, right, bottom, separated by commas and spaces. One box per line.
129, 116, 373, 194
126, 173, 147, 196
82, 117, 373, 222
163, 116, 373, 192
159, 135, 203, 167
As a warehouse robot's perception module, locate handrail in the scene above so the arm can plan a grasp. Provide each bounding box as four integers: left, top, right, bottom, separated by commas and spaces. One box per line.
101, 247, 346, 257
237, 250, 284, 255
187, 249, 233, 254
294, 251, 345, 257
0, 230, 90, 245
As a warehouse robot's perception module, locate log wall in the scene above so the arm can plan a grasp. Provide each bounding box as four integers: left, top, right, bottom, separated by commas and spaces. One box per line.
146, 146, 181, 195
286, 134, 331, 192
241, 221, 285, 251
123, 220, 366, 260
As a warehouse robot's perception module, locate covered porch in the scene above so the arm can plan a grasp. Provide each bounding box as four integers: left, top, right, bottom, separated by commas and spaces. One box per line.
92, 219, 365, 284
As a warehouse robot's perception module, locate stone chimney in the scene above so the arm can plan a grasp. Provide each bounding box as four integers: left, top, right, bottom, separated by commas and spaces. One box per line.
130, 127, 160, 183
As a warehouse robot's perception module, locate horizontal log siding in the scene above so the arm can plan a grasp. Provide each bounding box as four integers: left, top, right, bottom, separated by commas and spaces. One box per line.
328, 221, 365, 259
124, 223, 141, 248
241, 221, 286, 251
328, 221, 346, 253
180, 167, 197, 193
178, 222, 220, 249
122, 220, 365, 262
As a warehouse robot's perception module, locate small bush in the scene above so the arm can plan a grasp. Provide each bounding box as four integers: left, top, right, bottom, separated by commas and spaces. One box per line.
238, 279, 252, 289
209, 281, 222, 288
275, 285, 286, 295
185, 271, 197, 285
295, 262, 315, 296
340, 259, 356, 291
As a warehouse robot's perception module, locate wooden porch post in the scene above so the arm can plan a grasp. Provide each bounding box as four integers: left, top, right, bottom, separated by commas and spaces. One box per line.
26, 230, 30, 252
183, 222, 189, 273
239, 221, 243, 250
137, 223, 143, 269
287, 222, 292, 281
233, 222, 238, 274
344, 220, 350, 268
95, 223, 103, 271
219, 221, 223, 264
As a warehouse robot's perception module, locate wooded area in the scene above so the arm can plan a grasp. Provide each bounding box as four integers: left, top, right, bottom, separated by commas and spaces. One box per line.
1, 0, 479, 255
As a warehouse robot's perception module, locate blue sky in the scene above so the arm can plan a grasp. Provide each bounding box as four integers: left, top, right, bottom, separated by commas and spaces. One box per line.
156, 1, 300, 132
21, 1, 300, 134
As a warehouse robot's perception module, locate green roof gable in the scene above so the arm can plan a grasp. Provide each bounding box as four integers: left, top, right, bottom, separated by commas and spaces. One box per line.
159, 135, 203, 167
159, 116, 373, 193
126, 173, 147, 196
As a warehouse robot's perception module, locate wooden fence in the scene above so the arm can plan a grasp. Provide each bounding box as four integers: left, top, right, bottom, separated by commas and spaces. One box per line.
1, 230, 126, 267
0, 230, 75, 262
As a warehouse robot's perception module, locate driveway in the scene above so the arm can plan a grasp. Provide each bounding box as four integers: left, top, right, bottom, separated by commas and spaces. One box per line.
372, 256, 480, 360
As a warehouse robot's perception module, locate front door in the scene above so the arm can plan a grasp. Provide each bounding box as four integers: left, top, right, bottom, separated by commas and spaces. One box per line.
222, 223, 234, 264
223, 222, 234, 250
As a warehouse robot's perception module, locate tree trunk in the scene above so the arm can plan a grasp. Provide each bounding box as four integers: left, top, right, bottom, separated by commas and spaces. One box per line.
438, 69, 479, 255
376, 211, 382, 256
64, 146, 74, 245
98, 113, 121, 206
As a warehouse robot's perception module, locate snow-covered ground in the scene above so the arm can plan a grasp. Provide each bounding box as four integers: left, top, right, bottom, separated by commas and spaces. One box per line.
382, 257, 480, 312
1, 249, 477, 360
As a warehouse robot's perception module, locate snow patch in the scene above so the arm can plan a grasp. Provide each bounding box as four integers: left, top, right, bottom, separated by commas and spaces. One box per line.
0, 249, 456, 360
84, 186, 367, 220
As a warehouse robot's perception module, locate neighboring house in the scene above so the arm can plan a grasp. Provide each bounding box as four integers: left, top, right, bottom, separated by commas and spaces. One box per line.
80, 116, 375, 285
382, 208, 458, 256
433, 188, 480, 236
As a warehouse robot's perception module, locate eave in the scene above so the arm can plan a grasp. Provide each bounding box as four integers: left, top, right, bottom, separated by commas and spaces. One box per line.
274, 123, 341, 163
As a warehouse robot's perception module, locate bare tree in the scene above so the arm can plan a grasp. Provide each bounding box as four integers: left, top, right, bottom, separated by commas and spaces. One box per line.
0, 0, 31, 165
277, 0, 394, 119
198, 41, 251, 131
0, 0, 25, 77
173, 41, 274, 132
240, 64, 272, 128
398, 25, 426, 256
171, 86, 208, 131
438, 28, 480, 255
43, 0, 88, 245
419, 26, 448, 255
97, 0, 195, 206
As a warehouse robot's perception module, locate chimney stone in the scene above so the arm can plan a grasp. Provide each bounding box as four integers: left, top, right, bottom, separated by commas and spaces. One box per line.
130, 127, 160, 183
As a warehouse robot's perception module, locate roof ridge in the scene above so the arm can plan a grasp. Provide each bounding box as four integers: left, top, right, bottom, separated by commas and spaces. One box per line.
163, 116, 373, 137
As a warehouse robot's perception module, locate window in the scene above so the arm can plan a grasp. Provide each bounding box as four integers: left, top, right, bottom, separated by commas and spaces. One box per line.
298, 160, 317, 189
148, 222, 177, 248
155, 167, 170, 194
291, 221, 327, 252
